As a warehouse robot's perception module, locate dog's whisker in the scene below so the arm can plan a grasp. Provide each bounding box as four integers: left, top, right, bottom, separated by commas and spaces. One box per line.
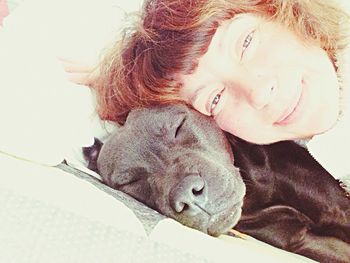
227, 229, 249, 240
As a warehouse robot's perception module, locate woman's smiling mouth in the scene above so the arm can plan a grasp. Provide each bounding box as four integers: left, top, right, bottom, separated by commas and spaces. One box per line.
274, 79, 304, 126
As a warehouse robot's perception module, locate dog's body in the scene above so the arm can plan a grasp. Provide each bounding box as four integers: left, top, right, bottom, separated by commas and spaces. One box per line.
84, 104, 350, 263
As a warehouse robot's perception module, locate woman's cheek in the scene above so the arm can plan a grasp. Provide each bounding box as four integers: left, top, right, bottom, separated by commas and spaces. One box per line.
215, 111, 247, 138
215, 111, 275, 144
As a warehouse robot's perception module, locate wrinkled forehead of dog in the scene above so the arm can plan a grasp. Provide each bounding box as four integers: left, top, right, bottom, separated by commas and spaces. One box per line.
100, 104, 234, 170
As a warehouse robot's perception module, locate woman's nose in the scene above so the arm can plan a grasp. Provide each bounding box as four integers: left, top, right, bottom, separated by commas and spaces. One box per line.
246, 75, 277, 110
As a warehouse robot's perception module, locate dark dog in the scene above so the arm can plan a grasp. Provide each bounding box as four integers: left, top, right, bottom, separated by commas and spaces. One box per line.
84, 104, 350, 263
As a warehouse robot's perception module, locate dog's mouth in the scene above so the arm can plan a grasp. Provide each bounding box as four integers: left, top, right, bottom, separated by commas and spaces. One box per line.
206, 199, 244, 236
165, 167, 246, 237
204, 172, 246, 236
167, 188, 245, 237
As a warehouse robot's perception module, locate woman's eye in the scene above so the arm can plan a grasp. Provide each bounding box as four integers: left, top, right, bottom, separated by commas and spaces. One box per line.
242, 30, 254, 56
210, 88, 225, 116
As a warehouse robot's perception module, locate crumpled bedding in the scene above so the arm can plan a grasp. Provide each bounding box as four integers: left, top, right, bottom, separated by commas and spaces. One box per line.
0, 152, 315, 263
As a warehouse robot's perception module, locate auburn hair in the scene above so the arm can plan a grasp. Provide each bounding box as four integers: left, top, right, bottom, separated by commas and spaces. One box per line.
95, 0, 350, 124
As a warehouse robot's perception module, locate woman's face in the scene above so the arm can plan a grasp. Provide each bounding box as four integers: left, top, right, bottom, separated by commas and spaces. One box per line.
180, 14, 340, 144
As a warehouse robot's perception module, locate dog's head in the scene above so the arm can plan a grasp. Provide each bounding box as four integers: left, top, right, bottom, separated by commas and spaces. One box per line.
97, 104, 246, 236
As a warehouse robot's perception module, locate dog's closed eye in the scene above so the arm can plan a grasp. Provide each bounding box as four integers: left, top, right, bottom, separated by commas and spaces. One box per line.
157, 114, 187, 141
175, 117, 186, 139
116, 167, 149, 186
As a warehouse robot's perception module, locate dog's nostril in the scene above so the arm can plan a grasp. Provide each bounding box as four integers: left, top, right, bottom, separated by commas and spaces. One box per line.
192, 185, 204, 196
170, 175, 207, 214
177, 202, 190, 213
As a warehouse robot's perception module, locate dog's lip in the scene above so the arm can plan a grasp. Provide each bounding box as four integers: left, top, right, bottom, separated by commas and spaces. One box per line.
205, 179, 246, 236
207, 199, 244, 236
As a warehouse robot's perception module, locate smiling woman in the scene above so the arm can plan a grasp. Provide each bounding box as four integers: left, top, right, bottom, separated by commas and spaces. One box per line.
179, 13, 341, 144
93, 0, 349, 144
75, 0, 350, 182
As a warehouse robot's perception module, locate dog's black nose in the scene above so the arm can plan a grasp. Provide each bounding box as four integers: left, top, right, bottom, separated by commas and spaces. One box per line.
170, 175, 208, 214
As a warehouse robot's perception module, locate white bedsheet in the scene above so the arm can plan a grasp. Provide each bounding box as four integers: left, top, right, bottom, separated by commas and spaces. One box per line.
0, 152, 315, 263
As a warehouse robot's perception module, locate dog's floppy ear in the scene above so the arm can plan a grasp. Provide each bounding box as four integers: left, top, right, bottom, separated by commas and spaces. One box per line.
82, 137, 103, 172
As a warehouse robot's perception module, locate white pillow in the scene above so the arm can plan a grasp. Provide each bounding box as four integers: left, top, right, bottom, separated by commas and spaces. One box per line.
0, 0, 143, 165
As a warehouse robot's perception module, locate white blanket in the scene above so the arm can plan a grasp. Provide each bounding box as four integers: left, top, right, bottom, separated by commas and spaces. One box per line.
0, 152, 315, 263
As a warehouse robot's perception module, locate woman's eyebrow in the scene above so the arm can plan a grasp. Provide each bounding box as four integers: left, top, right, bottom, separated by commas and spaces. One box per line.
224, 16, 246, 60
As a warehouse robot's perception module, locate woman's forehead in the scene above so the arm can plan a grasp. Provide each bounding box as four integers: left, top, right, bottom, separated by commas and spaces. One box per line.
179, 14, 264, 97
